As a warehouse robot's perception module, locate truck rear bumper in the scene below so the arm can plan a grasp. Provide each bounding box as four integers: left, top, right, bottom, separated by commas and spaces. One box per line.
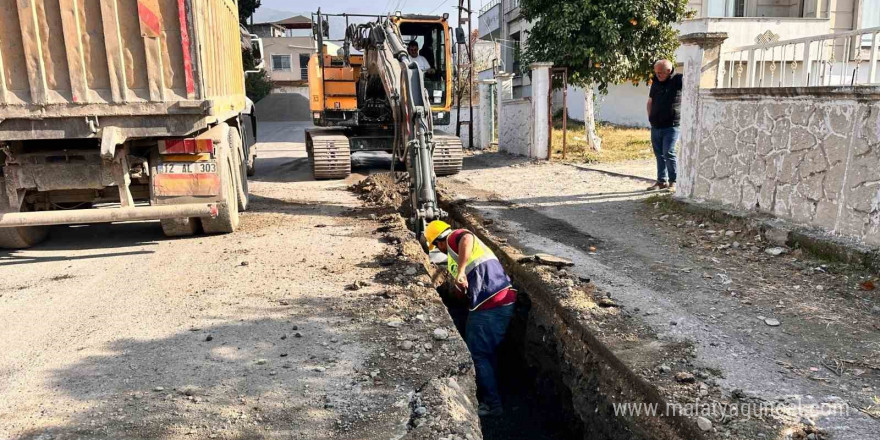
0, 204, 217, 228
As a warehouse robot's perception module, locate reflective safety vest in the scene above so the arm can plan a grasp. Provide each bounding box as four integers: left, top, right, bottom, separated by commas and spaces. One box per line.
446, 230, 512, 311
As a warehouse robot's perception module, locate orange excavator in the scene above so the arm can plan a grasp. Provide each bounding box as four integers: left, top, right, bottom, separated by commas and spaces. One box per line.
305, 10, 464, 236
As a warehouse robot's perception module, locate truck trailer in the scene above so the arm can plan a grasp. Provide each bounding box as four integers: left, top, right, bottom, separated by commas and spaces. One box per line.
0, 0, 256, 248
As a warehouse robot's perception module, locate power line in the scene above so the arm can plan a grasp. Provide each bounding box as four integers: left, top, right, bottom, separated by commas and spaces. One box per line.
428, 0, 452, 14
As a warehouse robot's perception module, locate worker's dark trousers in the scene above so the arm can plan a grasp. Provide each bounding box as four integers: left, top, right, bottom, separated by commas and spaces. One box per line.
465, 303, 514, 410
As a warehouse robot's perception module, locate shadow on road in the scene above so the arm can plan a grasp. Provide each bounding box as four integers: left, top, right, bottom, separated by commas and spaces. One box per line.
0, 222, 164, 266
249, 152, 397, 184
460, 151, 534, 172
12, 302, 364, 440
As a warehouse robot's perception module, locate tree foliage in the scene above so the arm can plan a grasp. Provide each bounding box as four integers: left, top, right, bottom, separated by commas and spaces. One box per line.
242, 48, 256, 72
238, 0, 261, 25
245, 69, 273, 103
520, 0, 689, 91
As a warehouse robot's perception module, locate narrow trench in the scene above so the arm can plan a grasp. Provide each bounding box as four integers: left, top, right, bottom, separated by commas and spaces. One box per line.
383, 182, 640, 439
438, 282, 584, 440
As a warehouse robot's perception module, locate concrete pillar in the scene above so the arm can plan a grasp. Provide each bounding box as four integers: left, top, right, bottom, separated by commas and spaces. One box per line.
677, 32, 728, 199
496, 72, 513, 103
495, 72, 514, 154
477, 79, 496, 150
529, 62, 553, 159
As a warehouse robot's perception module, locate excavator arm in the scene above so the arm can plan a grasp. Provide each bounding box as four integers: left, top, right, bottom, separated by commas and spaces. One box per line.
347, 19, 442, 240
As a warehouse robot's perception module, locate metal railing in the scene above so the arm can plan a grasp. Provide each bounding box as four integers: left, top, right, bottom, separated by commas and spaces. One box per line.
504, 0, 520, 14
479, 0, 501, 16
719, 26, 880, 88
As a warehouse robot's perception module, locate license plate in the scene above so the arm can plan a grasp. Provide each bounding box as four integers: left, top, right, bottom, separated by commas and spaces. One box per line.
157, 162, 216, 174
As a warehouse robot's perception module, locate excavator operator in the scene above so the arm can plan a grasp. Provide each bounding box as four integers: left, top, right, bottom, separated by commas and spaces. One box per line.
407, 40, 435, 75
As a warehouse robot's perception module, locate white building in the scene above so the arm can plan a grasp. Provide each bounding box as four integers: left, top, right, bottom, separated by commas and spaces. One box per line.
477, 0, 533, 97
249, 16, 321, 121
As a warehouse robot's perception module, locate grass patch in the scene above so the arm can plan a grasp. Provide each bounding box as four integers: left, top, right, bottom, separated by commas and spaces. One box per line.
550, 116, 652, 164
643, 193, 676, 210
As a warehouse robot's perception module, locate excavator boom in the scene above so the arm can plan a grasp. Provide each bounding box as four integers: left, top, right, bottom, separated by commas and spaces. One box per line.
347, 19, 442, 236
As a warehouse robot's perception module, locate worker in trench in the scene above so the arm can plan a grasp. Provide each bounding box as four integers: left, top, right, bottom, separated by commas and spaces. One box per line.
424, 220, 516, 417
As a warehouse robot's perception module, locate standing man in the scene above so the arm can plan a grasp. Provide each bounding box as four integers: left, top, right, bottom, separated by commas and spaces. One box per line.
424, 220, 516, 417
646, 59, 683, 191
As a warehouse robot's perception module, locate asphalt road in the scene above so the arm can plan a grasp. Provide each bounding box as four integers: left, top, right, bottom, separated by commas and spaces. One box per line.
0, 122, 477, 440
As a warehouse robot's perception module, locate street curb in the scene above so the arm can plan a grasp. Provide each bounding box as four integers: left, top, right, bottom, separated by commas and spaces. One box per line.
668, 197, 880, 271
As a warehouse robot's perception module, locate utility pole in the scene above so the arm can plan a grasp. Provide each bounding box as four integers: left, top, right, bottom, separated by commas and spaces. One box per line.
455, 0, 474, 149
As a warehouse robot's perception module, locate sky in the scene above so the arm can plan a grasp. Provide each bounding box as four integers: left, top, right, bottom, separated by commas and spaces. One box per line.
253, 0, 482, 32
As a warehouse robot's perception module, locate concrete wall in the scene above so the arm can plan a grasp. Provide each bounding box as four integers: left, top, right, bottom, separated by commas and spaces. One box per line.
556, 85, 651, 128
499, 98, 532, 156
680, 87, 880, 246
254, 87, 310, 121
435, 105, 481, 150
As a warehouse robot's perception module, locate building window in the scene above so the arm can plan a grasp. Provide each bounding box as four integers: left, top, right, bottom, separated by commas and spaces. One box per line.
707, 0, 745, 17
271, 54, 291, 71
863, 0, 880, 29
510, 31, 521, 76
862, 0, 880, 45
299, 54, 311, 79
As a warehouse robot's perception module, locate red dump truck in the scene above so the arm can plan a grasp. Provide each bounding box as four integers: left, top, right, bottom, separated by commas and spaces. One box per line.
0, 0, 258, 248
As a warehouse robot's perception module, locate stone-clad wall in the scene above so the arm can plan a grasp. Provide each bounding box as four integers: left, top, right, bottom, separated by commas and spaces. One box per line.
499, 98, 532, 156
680, 88, 880, 246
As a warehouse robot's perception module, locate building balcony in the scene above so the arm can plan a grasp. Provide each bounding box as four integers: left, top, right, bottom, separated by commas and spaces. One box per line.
477, 0, 502, 40
503, 0, 521, 21
676, 17, 831, 51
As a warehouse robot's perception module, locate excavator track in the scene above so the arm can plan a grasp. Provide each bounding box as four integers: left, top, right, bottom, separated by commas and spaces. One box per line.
307, 130, 351, 180
432, 133, 464, 176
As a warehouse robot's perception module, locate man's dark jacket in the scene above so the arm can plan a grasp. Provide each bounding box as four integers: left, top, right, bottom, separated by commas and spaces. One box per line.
649, 69, 683, 129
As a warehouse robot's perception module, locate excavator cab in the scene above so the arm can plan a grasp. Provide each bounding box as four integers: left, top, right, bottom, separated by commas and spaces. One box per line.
393, 16, 453, 126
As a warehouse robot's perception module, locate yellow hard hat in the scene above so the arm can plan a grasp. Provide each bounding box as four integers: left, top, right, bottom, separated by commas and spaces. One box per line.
424, 220, 452, 251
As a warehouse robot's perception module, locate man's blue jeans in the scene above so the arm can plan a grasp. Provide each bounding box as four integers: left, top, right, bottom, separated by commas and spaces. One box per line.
651, 127, 680, 184
465, 304, 514, 410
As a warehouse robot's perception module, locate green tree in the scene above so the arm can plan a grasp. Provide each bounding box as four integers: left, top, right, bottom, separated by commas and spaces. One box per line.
242, 48, 256, 72
520, 0, 689, 150
245, 69, 273, 103
239, 0, 261, 25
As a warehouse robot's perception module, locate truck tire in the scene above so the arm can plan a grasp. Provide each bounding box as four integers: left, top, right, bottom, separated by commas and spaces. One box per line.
246, 150, 256, 177
160, 218, 200, 237
0, 182, 48, 249
230, 125, 249, 212
201, 124, 240, 234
